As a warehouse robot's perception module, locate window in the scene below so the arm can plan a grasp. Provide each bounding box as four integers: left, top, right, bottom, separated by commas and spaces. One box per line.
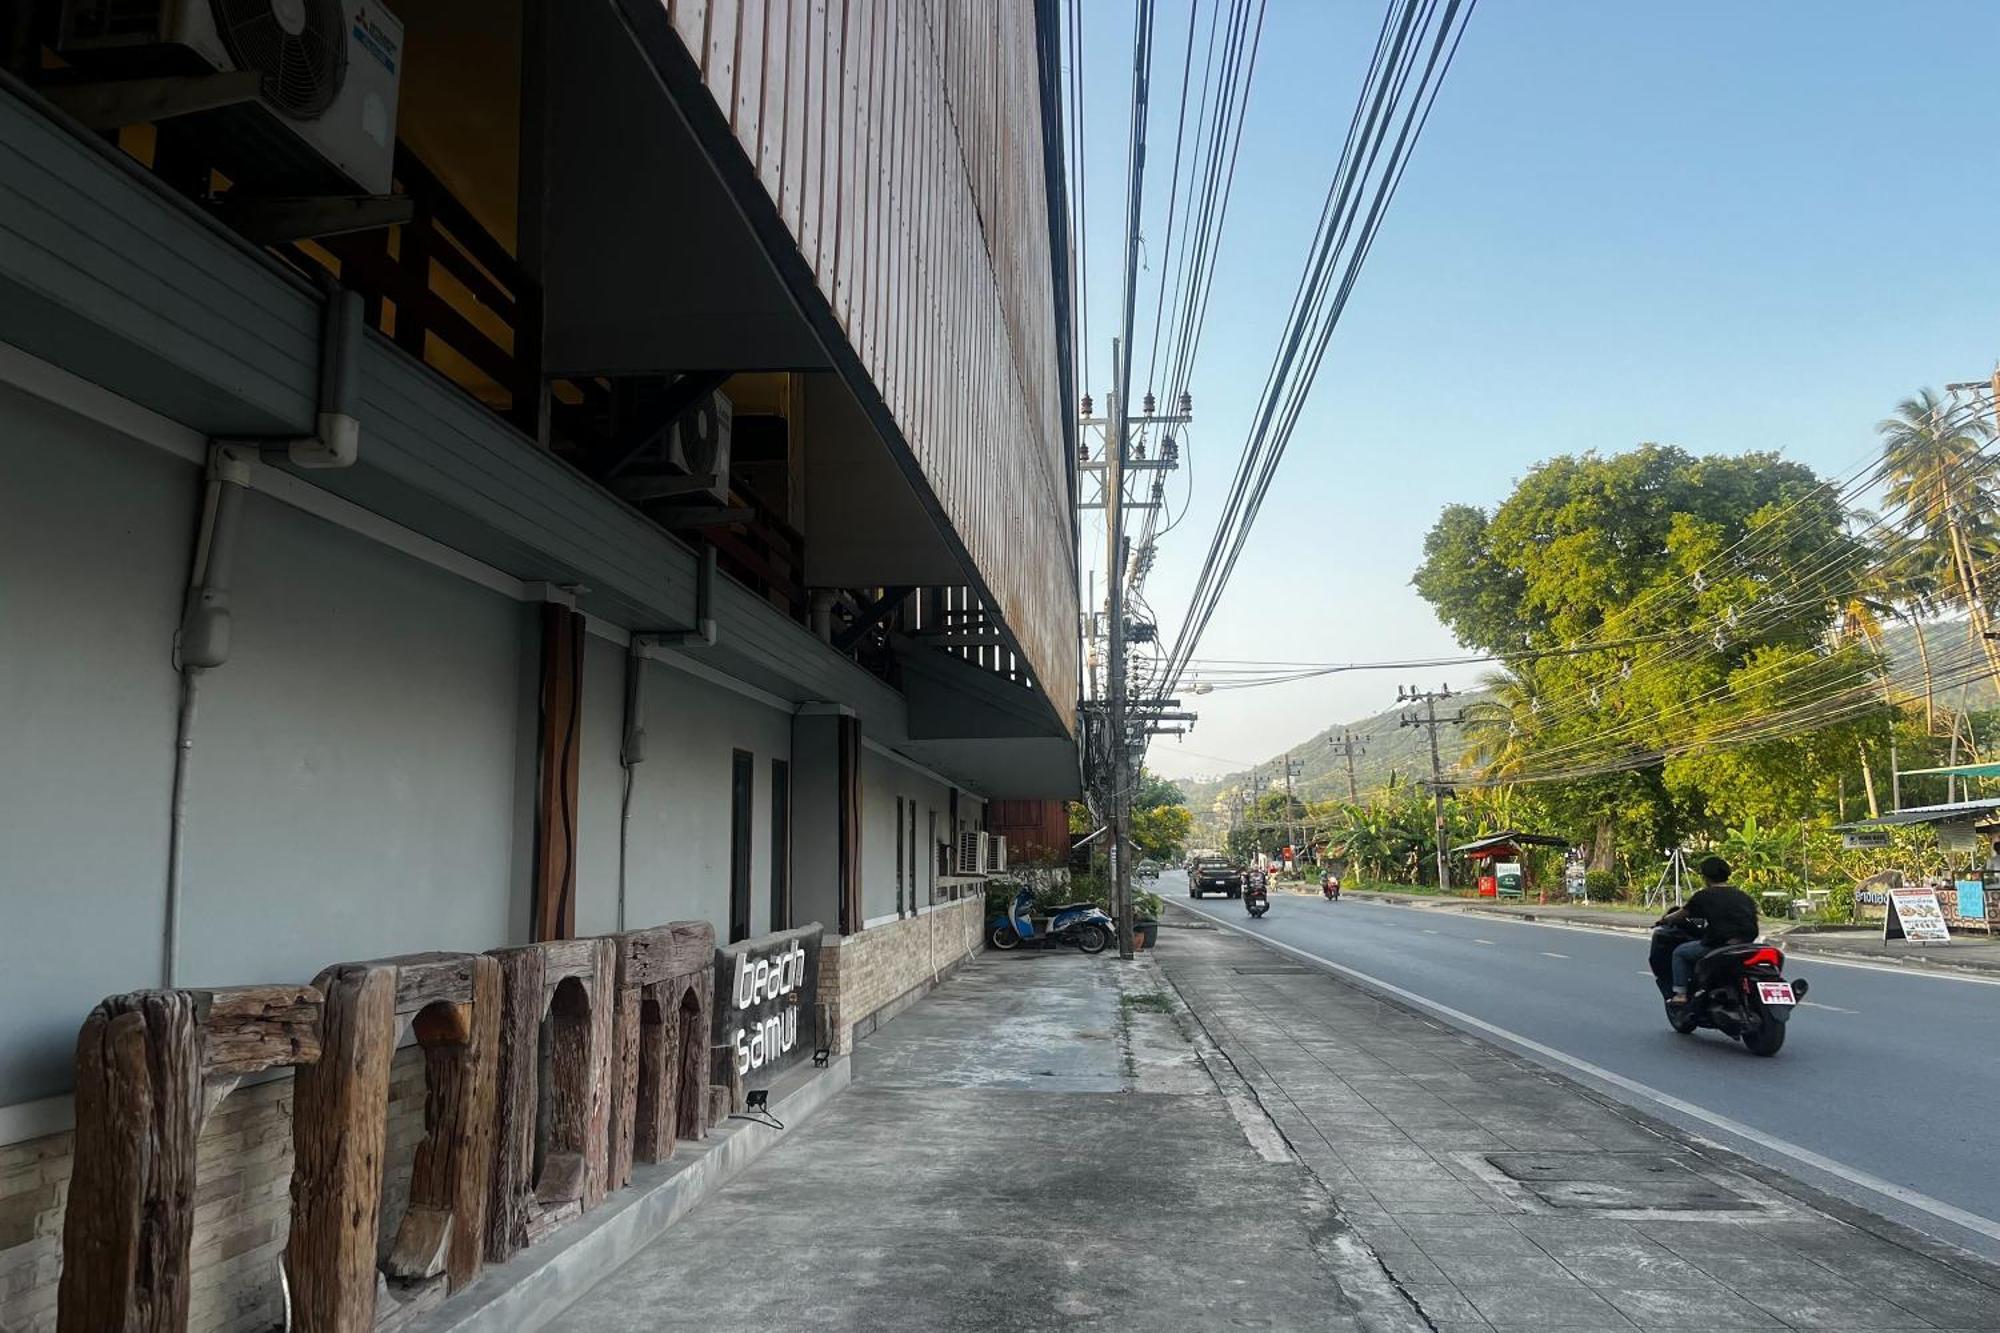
909, 806, 919, 913
770, 759, 790, 931
926, 810, 937, 906
729, 750, 754, 943
895, 797, 905, 916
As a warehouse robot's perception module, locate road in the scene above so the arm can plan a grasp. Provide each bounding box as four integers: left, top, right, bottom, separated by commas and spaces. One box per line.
1172, 883, 2000, 1262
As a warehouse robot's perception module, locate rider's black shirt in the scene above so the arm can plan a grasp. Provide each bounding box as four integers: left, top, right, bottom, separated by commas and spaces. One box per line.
1682, 884, 1758, 947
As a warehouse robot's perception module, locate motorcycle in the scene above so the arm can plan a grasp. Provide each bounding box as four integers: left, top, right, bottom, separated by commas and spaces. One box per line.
1322, 875, 1341, 902
988, 885, 1112, 954
1243, 872, 1270, 918
1649, 925, 1808, 1057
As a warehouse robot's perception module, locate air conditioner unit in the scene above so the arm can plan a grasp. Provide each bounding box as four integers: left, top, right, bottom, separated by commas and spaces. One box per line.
958, 829, 986, 878
58, 0, 405, 196
664, 390, 734, 505
985, 835, 1007, 875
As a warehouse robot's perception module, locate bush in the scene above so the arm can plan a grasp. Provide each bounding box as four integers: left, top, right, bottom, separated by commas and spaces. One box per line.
1822, 881, 1855, 922
1583, 869, 1620, 902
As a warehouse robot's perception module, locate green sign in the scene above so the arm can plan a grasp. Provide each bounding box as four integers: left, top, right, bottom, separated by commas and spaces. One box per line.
1496, 861, 1523, 899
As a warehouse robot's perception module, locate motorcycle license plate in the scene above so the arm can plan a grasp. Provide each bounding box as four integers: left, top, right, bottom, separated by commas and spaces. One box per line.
1756, 982, 1796, 1006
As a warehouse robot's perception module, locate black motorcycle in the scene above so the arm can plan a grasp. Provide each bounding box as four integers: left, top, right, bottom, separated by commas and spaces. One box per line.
1650, 926, 1807, 1057
1244, 873, 1270, 918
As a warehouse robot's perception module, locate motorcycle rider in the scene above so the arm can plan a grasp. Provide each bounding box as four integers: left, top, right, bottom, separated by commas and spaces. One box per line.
1650, 855, 1759, 1005
1322, 870, 1341, 901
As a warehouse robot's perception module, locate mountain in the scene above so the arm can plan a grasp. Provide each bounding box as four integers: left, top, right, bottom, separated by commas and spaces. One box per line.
1170, 617, 1999, 828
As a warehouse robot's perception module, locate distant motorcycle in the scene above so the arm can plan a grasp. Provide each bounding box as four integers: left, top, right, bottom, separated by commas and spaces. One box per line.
988, 885, 1112, 954
1322, 874, 1341, 902
1243, 871, 1271, 918
1649, 925, 1807, 1057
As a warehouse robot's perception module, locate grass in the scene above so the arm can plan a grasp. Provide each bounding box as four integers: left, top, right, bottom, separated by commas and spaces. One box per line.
1121, 991, 1177, 1014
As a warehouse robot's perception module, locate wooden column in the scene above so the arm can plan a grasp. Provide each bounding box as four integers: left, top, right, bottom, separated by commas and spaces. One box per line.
532, 603, 585, 942
59, 985, 320, 1333
606, 922, 715, 1186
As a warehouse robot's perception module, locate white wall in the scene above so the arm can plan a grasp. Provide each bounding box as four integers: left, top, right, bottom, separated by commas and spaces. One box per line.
860, 748, 955, 925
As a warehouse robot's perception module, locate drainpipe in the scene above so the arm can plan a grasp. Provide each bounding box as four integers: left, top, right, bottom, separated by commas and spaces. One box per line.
809, 588, 836, 644
164, 286, 364, 986
620, 546, 721, 927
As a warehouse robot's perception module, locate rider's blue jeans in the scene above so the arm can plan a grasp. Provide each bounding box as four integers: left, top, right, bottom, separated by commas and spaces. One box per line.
1669, 939, 1710, 995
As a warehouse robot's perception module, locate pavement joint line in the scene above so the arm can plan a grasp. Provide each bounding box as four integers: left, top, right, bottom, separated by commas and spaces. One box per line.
1340, 894, 2000, 986
1179, 896, 2000, 1250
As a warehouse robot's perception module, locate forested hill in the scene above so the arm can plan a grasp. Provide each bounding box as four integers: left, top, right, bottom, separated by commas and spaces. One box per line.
1172, 619, 1993, 821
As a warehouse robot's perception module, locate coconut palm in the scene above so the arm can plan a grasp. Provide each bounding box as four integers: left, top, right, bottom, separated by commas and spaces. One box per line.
1878, 389, 2000, 684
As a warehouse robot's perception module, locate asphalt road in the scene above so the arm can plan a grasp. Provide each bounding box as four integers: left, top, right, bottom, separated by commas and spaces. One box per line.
1172, 883, 2000, 1262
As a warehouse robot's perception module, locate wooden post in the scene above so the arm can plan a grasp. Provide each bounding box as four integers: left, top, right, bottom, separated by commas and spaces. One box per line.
607, 922, 715, 1183
532, 604, 585, 942
287, 965, 397, 1333
485, 946, 544, 1262
59, 985, 321, 1333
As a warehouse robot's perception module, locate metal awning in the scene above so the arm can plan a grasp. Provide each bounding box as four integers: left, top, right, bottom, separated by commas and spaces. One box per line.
1451, 830, 1571, 855
1898, 762, 2000, 780
1834, 798, 2000, 830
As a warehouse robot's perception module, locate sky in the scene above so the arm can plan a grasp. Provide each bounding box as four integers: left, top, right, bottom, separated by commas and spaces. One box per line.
1069, 0, 2000, 782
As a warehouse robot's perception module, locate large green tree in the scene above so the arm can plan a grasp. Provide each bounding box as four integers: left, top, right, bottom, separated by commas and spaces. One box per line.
1415, 444, 1877, 861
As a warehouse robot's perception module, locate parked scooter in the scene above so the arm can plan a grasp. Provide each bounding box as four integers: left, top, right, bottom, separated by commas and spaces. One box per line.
1648, 924, 1808, 1057
988, 885, 1113, 954
1243, 868, 1271, 918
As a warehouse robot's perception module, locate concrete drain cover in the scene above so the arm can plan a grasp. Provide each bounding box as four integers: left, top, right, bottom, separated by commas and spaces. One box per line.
1483, 1152, 1758, 1212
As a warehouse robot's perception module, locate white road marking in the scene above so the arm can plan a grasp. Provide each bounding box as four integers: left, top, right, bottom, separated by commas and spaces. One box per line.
1473, 939, 1495, 946
1802, 1000, 1859, 1015
1540, 951, 1570, 959
1422, 929, 1439, 934
1183, 902, 2000, 1247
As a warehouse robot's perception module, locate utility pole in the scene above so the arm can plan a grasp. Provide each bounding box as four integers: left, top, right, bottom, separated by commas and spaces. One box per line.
1280, 752, 1303, 863
1398, 684, 1465, 892
1104, 337, 1133, 959
1328, 731, 1365, 801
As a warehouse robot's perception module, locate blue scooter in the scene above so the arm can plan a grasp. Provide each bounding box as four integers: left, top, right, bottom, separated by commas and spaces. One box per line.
988, 886, 1114, 954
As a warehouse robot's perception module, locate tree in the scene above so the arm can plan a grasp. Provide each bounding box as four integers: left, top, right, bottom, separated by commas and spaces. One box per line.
1132, 803, 1193, 861
1134, 769, 1186, 811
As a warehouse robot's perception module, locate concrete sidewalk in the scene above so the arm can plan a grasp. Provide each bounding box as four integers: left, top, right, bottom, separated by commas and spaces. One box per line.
544, 945, 1427, 1332
1158, 908, 2000, 1331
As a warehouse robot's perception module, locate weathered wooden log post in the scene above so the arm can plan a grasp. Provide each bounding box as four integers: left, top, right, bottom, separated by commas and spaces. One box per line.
483, 937, 617, 1262
58, 984, 321, 1333
606, 921, 715, 1188
286, 953, 499, 1333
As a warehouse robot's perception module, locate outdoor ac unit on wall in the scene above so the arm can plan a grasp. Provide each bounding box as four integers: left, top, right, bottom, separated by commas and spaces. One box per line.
665, 390, 734, 505
986, 835, 1008, 875
58, 0, 405, 196
958, 830, 986, 878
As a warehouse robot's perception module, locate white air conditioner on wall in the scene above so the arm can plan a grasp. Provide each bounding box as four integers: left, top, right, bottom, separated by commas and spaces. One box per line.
958, 830, 986, 878
985, 835, 1007, 875
664, 390, 734, 505
58, 0, 405, 195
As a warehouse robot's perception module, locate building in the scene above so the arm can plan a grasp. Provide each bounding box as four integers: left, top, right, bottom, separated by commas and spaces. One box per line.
0, 2, 1076, 1329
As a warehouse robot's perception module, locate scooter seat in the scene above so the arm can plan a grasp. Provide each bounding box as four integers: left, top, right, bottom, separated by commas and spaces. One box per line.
1046, 902, 1101, 914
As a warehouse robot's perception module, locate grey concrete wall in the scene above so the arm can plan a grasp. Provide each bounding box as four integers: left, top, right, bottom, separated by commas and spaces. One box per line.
0, 384, 193, 1100
610, 657, 792, 939
859, 750, 954, 924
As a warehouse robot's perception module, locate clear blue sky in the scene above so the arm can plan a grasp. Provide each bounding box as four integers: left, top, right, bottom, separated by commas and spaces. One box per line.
1070, 0, 2000, 783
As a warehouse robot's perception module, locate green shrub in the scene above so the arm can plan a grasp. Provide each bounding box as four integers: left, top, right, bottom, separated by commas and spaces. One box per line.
1583, 869, 1620, 902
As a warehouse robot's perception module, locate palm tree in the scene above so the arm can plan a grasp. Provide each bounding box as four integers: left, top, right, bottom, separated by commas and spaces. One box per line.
1878, 389, 2000, 685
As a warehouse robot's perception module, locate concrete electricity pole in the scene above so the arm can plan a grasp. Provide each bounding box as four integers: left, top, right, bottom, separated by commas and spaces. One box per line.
1327, 731, 1365, 801
1280, 752, 1303, 862
1398, 685, 1464, 892
1103, 338, 1133, 959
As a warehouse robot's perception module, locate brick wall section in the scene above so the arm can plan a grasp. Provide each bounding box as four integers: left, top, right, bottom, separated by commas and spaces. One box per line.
0, 1046, 428, 1333
819, 896, 986, 1054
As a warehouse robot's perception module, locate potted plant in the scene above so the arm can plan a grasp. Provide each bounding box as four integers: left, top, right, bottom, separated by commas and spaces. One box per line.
1133, 890, 1163, 950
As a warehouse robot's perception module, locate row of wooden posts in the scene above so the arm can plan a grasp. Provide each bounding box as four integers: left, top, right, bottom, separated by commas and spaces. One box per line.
56, 920, 726, 1333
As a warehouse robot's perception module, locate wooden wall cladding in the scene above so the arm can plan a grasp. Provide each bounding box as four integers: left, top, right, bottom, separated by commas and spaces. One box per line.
58, 985, 321, 1333
286, 953, 499, 1333
484, 937, 618, 1263
654, 0, 1078, 720
607, 921, 717, 1191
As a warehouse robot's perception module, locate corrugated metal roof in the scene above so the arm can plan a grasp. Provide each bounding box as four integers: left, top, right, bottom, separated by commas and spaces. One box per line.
1834, 798, 2000, 830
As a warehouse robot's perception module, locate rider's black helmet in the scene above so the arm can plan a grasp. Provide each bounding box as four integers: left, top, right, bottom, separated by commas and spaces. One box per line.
1697, 855, 1731, 883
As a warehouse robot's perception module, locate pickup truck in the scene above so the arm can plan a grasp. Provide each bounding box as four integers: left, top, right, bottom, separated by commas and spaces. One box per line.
1188, 858, 1244, 899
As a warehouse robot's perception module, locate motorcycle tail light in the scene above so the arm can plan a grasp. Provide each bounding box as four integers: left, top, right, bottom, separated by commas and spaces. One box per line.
1743, 946, 1784, 970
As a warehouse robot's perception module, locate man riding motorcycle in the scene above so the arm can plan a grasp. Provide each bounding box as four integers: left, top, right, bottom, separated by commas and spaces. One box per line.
1649, 855, 1759, 1005
1321, 871, 1341, 901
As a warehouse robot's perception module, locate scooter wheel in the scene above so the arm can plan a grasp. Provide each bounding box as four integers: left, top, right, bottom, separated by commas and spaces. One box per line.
1743, 1021, 1786, 1057
1075, 923, 1110, 954
989, 925, 1023, 951
1665, 1002, 1698, 1035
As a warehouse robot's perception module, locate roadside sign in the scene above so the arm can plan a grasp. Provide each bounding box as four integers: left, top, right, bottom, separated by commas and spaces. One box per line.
1842, 830, 1890, 850
1955, 878, 1986, 921
1564, 861, 1587, 899
1884, 886, 1952, 943
1495, 861, 1523, 899
1938, 820, 1979, 854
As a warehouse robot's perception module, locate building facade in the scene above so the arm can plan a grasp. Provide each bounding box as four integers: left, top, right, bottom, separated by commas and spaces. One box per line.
0, 2, 1076, 1328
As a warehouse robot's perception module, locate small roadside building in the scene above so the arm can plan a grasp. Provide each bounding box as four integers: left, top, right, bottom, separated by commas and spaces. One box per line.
1451, 831, 1571, 898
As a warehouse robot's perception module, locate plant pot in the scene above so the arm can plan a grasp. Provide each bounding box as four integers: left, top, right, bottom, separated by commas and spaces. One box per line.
1132, 919, 1159, 950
